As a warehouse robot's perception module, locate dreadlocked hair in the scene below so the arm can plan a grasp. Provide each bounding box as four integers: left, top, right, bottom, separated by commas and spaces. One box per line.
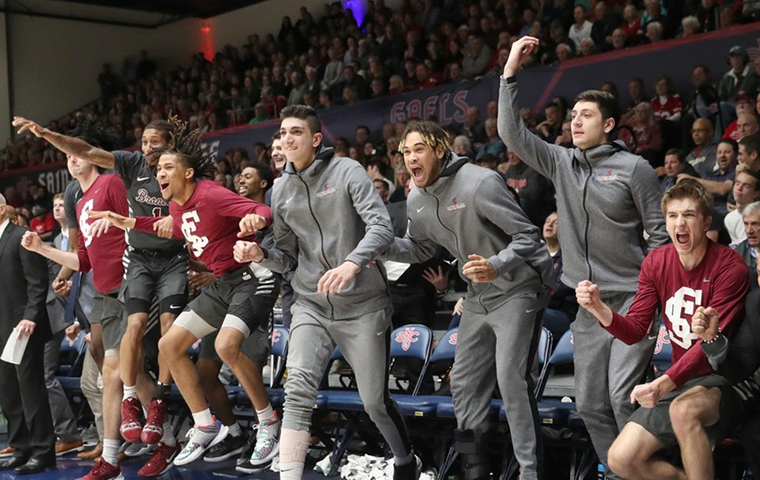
399, 120, 451, 153
161, 114, 216, 180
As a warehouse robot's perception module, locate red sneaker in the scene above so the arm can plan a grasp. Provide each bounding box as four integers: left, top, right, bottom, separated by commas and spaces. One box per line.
76, 457, 122, 480
120, 397, 143, 443
141, 398, 167, 445
137, 441, 180, 478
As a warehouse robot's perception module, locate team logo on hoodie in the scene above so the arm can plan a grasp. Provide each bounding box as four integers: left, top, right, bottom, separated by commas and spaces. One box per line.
316, 183, 337, 198
596, 169, 619, 183
446, 197, 467, 211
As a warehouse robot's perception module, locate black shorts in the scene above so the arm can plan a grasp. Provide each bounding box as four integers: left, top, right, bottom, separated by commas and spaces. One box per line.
124, 249, 188, 314
628, 374, 741, 448
178, 267, 280, 339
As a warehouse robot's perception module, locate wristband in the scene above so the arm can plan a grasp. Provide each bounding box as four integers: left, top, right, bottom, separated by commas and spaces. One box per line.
703, 328, 722, 344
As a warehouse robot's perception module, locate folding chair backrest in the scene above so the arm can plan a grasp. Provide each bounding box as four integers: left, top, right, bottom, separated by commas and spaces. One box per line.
534, 327, 553, 399
549, 330, 574, 366
390, 324, 433, 361
271, 326, 289, 359
652, 325, 672, 376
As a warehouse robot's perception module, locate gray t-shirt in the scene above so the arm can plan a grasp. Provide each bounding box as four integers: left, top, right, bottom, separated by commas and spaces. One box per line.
64, 179, 83, 230
112, 150, 184, 251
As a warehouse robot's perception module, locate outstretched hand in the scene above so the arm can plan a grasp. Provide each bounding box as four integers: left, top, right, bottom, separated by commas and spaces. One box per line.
88, 211, 135, 230
12, 117, 47, 138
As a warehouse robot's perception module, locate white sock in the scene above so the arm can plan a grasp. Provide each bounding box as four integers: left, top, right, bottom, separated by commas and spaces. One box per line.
227, 423, 243, 437
122, 385, 137, 401
102, 439, 121, 466
192, 409, 213, 427
161, 422, 176, 447
256, 404, 276, 424
280, 462, 305, 480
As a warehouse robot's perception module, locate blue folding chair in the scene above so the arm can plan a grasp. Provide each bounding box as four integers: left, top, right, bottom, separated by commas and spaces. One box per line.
57, 331, 88, 396
498, 327, 553, 479
321, 325, 434, 473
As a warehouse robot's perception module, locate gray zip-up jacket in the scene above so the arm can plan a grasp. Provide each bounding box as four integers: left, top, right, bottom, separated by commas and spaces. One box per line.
498, 76, 668, 292
258, 145, 394, 319
386, 153, 552, 314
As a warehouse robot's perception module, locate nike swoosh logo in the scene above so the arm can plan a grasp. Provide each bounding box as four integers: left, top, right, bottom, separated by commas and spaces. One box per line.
285, 196, 294, 203
170, 304, 183, 310
417, 206, 425, 213
376, 331, 385, 336
525, 308, 536, 314
137, 176, 150, 182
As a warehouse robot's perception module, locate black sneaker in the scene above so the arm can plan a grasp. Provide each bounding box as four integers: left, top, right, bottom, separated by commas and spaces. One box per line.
394, 455, 422, 480
203, 432, 247, 463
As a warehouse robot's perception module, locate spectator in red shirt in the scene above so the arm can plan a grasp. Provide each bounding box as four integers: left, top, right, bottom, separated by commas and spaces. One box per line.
650, 76, 683, 122
577, 179, 748, 480
621, 5, 642, 37
29, 206, 56, 241
414, 63, 439, 90
722, 91, 756, 141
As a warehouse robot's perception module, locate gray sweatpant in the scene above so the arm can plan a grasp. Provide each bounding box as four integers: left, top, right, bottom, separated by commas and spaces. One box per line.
282, 303, 412, 459
571, 291, 656, 479
451, 293, 548, 480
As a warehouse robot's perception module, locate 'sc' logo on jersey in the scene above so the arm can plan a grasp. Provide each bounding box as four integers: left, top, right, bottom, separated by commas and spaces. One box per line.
664, 286, 701, 350
180, 211, 209, 257
79, 199, 95, 247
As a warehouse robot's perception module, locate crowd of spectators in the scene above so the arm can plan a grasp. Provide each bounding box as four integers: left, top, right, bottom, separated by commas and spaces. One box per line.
3, 0, 760, 174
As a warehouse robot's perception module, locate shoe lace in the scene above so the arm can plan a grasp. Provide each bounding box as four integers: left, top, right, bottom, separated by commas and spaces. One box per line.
146, 401, 164, 426
184, 428, 198, 445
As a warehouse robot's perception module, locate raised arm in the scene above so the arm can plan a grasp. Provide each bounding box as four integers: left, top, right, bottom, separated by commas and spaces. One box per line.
12, 117, 115, 169
498, 36, 567, 180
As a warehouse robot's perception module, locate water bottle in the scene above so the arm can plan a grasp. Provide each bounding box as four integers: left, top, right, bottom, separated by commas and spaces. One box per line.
597, 463, 606, 479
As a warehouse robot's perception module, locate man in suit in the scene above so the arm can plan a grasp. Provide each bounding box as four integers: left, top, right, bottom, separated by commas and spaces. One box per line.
0, 193, 56, 474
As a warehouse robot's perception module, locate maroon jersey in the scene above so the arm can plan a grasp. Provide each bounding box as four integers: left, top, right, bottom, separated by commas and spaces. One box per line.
134, 179, 271, 277
76, 174, 129, 293
605, 241, 748, 387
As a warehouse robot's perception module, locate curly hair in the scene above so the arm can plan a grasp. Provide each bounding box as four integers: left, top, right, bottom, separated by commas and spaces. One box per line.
156, 114, 216, 180
398, 120, 451, 153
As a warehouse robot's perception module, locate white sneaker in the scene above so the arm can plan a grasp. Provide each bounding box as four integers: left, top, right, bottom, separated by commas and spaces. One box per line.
235, 416, 280, 473
174, 423, 218, 466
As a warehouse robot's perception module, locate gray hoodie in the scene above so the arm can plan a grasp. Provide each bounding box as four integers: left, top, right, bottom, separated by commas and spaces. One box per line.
258, 145, 394, 319
498, 77, 668, 293
386, 154, 552, 314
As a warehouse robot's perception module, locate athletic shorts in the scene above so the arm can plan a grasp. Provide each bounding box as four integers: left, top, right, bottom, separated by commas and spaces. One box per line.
177, 267, 280, 339
91, 288, 126, 356
124, 249, 188, 316
200, 324, 271, 364
628, 374, 741, 448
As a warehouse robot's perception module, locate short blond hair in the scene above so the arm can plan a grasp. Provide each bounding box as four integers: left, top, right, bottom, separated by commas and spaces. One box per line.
661, 178, 713, 217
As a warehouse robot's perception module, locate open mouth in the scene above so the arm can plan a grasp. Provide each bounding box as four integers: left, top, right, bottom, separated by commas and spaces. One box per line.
675, 232, 690, 247
410, 166, 424, 182
159, 182, 169, 191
